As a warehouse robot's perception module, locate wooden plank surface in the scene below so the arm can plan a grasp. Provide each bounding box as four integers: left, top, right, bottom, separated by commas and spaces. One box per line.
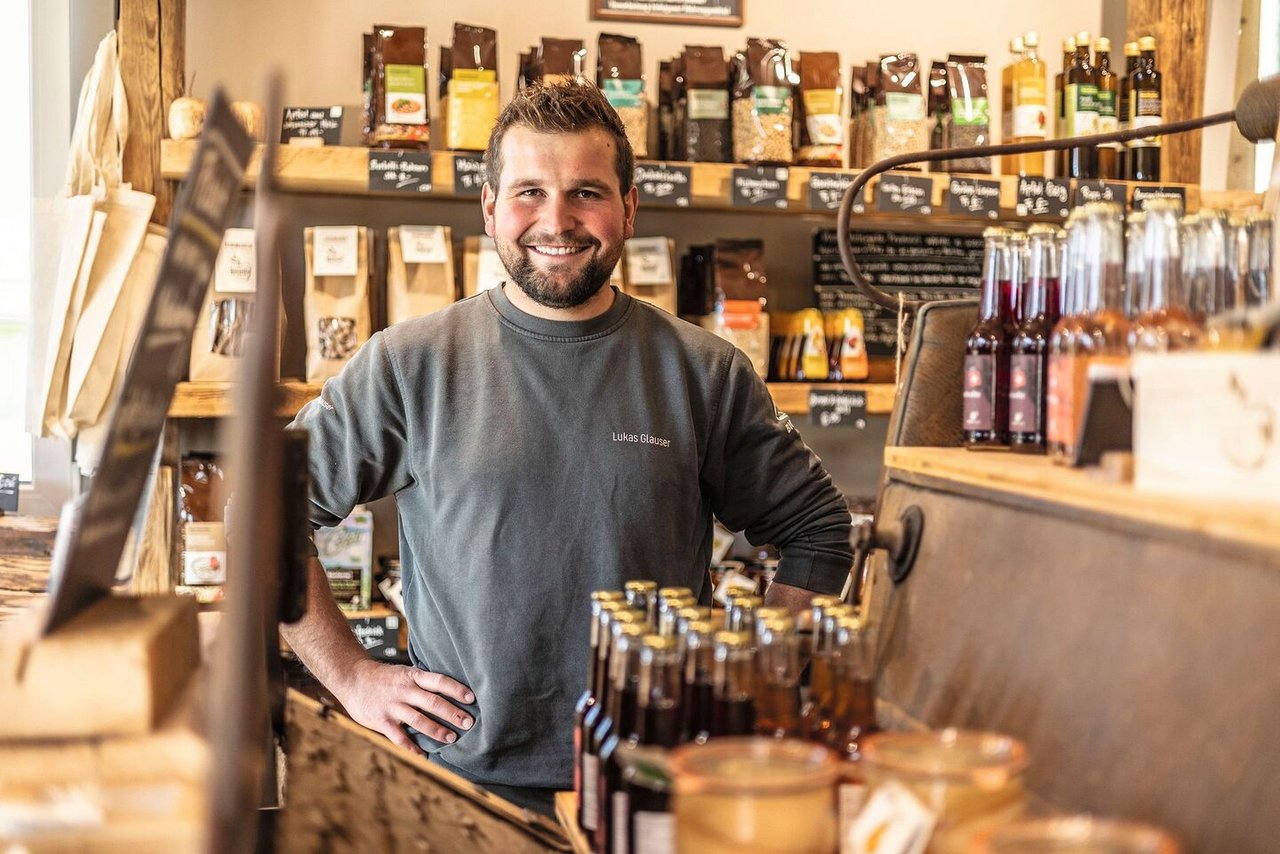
1129, 0, 1210, 184
553, 792, 592, 854
884, 446, 1280, 554
155, 0, 185, 224
0, 516, 55, 623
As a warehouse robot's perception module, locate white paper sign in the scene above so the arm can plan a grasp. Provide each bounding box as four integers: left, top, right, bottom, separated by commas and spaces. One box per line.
399, 225, 450, 264
476, 237, 508, 292
312, 226, 360, 277
625, 236, 673, 286
848, 780, 936, 854
214, 227, 256, 293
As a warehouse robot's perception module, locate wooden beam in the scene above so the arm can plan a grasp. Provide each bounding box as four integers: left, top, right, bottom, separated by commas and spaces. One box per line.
1128, 0, 1211, 184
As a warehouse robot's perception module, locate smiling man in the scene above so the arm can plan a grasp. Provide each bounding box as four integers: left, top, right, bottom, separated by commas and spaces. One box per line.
284, 82, 853, 817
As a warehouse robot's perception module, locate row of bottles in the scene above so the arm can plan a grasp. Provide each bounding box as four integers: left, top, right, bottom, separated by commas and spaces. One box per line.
768, 309, 870, 382
574, 582, 878, 853
963, 204, 1274, 454
1002, 30, 1162, 180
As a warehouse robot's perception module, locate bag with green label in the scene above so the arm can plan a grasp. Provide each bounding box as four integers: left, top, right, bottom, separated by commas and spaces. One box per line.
871, 53, 925, 166
598, 33, 648, 158
370, 25, 430, 150
943, 56, 991, 173
732, 38, 795, 165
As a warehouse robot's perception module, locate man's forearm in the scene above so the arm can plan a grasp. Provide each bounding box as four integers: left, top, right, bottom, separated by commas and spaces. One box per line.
281, 557, 372, 696
763, 579, 825, 617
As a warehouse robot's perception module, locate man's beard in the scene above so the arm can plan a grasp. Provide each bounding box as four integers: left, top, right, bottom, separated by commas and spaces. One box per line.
496, 234, 619, 309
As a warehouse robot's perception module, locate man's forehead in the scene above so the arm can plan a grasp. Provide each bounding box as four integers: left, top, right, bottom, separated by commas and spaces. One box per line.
498, 126, 620, 186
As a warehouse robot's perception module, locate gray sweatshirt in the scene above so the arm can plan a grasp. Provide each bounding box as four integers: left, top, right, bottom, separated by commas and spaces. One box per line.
290, 284, 852, 789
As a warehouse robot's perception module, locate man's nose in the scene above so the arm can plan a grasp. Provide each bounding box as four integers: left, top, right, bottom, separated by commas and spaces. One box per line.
541, 193, 578, 234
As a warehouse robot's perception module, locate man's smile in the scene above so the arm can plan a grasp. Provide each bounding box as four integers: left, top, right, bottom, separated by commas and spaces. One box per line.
526, 244, 590, 257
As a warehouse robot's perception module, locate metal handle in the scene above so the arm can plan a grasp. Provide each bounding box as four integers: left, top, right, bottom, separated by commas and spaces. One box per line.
846, 505, 926, 604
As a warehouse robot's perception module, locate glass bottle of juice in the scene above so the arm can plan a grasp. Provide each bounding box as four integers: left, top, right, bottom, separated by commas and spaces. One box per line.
1131, 198, 1203, 351
1000, 35, 1024, 147
963, 227, 1015, 448
595, 623, 647, 854
711, 630, 756, 737
754, 615, 802, 738
680, 619, 717, 744
1054, 37, 1075, 179
1128, 36, 1162, 182
1009, 225, 1060, 453
1117, 41, 1140, 179
1047, 209, 1087, 463
795, 309, 829, 381
799, 597, 849, 740
1067, 202, 1130, 461
582, 608, 644, 834
1006, 31, 1047, 176
575, 593, 625, 832
1064, 32, 1098, 179
1094, 38, 1119, 179
830, 615, 880, 854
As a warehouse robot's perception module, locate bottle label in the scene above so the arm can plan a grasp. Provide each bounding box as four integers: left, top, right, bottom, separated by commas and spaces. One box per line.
1096, 89, 1118, 133
634, 811, 676, 854
582, 754, 599, 831
1133, 90, 1162, 122
838, 782, 869, 854
1008, 353, 1044, 435
1013, 104, 1048, 138
1065, 83, 1099, 135
962, 353, 997, 432
613, 791, 630, 854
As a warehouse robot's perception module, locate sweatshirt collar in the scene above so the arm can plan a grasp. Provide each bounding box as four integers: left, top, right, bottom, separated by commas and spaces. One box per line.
486, 283, 633, 341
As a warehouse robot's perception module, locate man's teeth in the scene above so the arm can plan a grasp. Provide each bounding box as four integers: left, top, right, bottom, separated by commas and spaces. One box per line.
532, 245, 586, 256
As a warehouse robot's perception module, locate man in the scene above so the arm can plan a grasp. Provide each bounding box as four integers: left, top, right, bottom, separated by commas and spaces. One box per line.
284, 82, 853, 817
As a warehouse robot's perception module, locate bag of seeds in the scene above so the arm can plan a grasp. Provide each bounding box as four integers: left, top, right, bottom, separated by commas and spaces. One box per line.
732, 38, 795, 165
598, 33, 648, 158
657, 60, 674, 160
796, 51, 843, 166
944, 56, 991, 173
927, 60, 949, 168
304, 226, 372, 382
387, 225, 456, 325
539, 37, 586, 84
682, 46, 731, 163
446, 24, 499, 151
369, 25, 430, 150
191, 228, 258, 382
871, 52, 925, 167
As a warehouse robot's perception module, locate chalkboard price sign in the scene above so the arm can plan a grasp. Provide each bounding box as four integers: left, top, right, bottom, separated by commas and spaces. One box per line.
1073, 180, 1128, 208
946, 177, 1002, 219
1130, 185, 1188, 211
635, 163, 693, 207
452, 153, 486, 196
808, 171, 857, 211
1015, 176, 1071, 218
809, 389, 869, 429
368, 150, 433, 194
732, 166, 789, 209
279, 106, 344, 145
876, 173, 933, 215
0, 472, 18, 513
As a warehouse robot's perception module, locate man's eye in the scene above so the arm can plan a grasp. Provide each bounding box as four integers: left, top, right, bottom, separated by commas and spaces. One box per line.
576, 189, 601, 199
518, 189, 543, 198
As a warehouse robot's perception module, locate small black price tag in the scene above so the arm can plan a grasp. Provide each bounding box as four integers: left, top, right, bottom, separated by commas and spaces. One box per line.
279, 106, 344, 145
452, 153, 486, 196
1072, 180, 1128, 208
808, 389, 869, 429
1130, 185, 1188, 212
634, 162, 693, 207
1015, 176, 1071, 218
807, 171, 857, 211
946, 177, 1003, 219
731, 166, 789, 209
876, 173, 933, 215
0, 472, 18, 513
368, 150, 433, 194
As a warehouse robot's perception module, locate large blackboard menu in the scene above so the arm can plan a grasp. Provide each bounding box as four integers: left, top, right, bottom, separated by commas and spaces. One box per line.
812, 228, 983, 356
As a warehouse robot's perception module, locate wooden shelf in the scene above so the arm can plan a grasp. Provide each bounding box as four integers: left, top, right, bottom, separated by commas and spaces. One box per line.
883, 446, 1280, 554
161, 140, 1248, 220
170, 380, 894, 419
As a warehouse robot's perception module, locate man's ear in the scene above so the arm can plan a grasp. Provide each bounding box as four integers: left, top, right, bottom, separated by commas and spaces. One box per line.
481, 181, 497, 238
623, 185, 639, 240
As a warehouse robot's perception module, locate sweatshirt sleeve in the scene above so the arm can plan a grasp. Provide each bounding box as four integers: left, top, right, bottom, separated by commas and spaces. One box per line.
701, 347, 854, 594
288, 331, 415, 533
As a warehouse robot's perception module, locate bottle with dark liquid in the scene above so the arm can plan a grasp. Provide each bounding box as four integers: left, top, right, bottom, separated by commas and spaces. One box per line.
624, 579, 659, 625
754, 615, 802, 738
1094, 38, 1119, 179
1117, 41, 1140, 180
801, 600, 854, 742
1047, 209, 1087, 463
681, 619, 717, 744
1068, 201, 1131, 461
656, 594, 696, 638
830, 615, 881, 841
575, 592, 625, 833
1063, 31, 1098, 179
584, 612, 645, 836
963, 227, 1016, 448
1131, 198, 1203, 351
595, 623, 647, 854
621, 746, 675, 854
1054, 36, 1075, 179
674, 605, 713, 643
1127, 36, 1162, 182
1009, 225, 1059, 453
711, 630, 756, 737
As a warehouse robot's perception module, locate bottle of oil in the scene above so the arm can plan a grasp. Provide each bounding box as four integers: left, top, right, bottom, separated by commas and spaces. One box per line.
1064, 32, 1098, 179
754, 616, 802, 738
711, 630, 756, 736
1128, 36, 1162, 181
1094, 38, 1119, 179
575, 592, 625, 833
595, 623, 647, 854
1117, 41, 1140, 180
1001, 35, 1024, 147
1054, 36, 1075, 179
1006, 31, 1047, 176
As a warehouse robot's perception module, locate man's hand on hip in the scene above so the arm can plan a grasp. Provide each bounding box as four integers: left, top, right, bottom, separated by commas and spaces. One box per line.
338, 658, 475, 754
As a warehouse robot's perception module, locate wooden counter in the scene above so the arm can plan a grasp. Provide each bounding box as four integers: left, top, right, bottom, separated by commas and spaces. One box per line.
0, 515, 56, 622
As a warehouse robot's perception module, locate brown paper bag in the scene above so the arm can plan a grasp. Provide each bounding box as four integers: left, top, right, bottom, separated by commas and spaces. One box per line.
304, 226, 372, 382
623, 236, 677, 314
387, 225, 456, 325
190, 228, 258, 382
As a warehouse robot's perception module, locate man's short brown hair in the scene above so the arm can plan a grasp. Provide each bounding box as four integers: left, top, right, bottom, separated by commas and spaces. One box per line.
483, 81, 635, 197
